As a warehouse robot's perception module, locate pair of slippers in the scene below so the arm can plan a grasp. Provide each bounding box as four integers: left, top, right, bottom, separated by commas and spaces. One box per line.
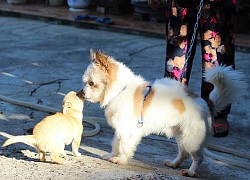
75, 15, 114, 25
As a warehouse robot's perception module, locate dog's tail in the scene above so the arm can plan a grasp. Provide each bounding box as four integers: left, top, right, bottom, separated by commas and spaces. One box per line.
2, 135, 36, 148
204, 65, 247, 116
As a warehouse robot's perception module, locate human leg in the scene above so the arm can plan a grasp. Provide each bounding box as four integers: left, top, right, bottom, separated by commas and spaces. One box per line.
199, 0, 237, 137
164, 0, 198, 85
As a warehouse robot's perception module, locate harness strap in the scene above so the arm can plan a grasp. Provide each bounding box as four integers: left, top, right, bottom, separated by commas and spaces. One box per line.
137, 85, 152, 127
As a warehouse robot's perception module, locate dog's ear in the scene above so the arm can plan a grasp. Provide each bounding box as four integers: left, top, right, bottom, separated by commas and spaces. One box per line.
90, 49, 96, 62
62, 102, 72, 115
95, 50, 111, 72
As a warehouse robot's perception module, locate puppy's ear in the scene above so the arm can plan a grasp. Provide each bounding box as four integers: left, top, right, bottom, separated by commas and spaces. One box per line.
62, 102, 72, 115
90, 49, 96, 62
95, 50, 111, 72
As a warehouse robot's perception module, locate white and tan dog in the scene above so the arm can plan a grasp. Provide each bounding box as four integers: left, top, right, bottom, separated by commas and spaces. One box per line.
2, 91, 85, 164
81, 50, 246, 176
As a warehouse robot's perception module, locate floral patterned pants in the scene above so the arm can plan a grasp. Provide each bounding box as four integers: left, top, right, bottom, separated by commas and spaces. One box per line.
164, 0, 237, 116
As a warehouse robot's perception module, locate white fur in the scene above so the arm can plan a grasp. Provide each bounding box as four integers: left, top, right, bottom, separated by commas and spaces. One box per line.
204, 65, 247, 115
82, 51, 246, 176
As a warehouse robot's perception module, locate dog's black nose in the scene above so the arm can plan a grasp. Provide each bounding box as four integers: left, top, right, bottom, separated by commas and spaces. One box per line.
76, 89, 85, 99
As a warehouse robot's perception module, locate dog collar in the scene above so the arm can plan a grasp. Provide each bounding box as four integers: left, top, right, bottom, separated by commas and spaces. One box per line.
105, 85, 127, 107
137, 85, 152, 128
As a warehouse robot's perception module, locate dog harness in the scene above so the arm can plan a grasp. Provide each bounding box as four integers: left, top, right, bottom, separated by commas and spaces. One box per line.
137, 85, 152, 128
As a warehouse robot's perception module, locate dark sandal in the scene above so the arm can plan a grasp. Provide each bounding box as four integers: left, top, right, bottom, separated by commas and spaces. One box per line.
95, 17, 113, 25
212, 118, 229, 137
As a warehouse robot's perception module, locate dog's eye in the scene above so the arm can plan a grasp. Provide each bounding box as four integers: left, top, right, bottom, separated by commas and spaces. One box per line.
88, 81, 94, 87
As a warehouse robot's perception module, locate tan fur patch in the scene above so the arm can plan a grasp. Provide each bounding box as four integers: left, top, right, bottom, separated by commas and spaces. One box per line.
94, 51, 119, 105
106, 61, 118, 93
172, 99, 185, 114
96, 51, 110, 71
134, 83, 148, 118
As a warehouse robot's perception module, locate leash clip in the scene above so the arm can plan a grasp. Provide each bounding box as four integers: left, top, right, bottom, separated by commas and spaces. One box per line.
137, 117, 143, 128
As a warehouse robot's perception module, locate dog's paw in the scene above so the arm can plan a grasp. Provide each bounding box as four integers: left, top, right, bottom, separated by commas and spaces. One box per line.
39, 157, 46, 162
102, 153, 113, 160
163, 160, 178, 168
180, 169, 196, 177
109, 157, 127, 165
102, 154, 127, 165
109, 157, 120, 164
73, 152, 81, 157
60, 151, 67, 157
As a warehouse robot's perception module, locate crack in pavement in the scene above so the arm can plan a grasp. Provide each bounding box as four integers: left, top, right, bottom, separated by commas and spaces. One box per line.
30, 78, 68, 97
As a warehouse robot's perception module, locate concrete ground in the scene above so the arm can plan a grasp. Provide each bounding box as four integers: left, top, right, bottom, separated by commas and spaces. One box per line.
0, 16, 249, 179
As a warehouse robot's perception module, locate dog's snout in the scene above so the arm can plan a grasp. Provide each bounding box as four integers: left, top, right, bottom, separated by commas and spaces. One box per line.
76, 89, 85, 99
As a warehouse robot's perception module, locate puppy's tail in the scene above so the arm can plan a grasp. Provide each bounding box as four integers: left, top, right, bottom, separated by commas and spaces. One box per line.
204, 65, 247, 116
2, 135, 36, 148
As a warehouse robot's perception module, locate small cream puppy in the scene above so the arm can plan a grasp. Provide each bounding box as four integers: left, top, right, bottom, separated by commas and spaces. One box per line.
2, 91, 84, 164
81, 50, 246, 176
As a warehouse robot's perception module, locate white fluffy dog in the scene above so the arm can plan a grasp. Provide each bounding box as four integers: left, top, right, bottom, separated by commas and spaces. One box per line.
81, 50, 246, 176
